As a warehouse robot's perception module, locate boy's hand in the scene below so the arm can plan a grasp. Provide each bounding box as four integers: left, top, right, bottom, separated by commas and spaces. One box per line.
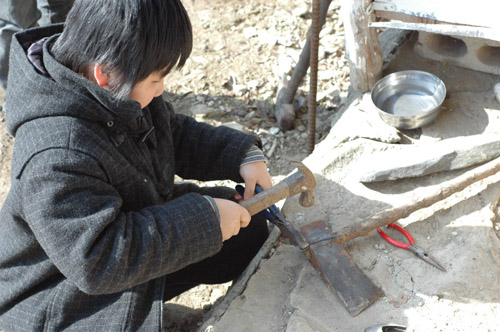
214, 198, 251, 241
239, 161, 272, 200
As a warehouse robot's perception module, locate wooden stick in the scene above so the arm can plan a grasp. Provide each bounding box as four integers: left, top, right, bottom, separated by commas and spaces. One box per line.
274, 0, 332, 131
341, 0, 383, 92
197, 227, 281, 332
337, 155, 500, 243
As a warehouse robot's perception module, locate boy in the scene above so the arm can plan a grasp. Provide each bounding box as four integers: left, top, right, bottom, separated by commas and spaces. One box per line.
0, 0, 271, 331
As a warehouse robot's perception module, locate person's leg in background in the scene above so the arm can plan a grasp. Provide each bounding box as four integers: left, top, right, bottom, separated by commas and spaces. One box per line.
0, 0, 74, 91
37, 0, 74, 26
0, 0, 39, 90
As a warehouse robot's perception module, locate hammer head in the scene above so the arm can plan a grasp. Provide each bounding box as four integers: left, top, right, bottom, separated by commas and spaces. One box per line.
291, 161, 316, 207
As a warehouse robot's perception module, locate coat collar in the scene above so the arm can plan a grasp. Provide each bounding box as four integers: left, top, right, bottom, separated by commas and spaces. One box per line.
43, 35, 145, 129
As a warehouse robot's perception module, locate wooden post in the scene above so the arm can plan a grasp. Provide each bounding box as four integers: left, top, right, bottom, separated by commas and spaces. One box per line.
341, 0, 383, 92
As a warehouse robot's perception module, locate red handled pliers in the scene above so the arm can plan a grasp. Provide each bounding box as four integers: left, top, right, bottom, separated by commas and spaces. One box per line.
377, 223, 446, 272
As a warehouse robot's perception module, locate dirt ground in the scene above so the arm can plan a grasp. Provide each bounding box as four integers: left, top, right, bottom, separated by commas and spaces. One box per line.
199, 29, 500, 331
0, 0, 346, 331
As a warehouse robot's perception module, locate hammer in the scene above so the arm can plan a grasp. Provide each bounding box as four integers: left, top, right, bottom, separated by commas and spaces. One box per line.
239, 161, 337, 250
239, 160, 316, 216
239, 161, 383, 317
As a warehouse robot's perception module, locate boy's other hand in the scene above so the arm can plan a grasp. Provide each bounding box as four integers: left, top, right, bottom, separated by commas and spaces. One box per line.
214, 198, 251, 241
239, 161, 272, 200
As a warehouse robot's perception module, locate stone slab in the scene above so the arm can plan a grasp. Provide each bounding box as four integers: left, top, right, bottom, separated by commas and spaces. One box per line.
358, 134, 500, 182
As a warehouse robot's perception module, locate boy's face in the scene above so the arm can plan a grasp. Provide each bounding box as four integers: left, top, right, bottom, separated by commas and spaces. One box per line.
128, 71, 166, 109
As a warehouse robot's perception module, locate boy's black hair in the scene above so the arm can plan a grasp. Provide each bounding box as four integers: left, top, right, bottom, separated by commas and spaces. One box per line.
51, 0, 192, 99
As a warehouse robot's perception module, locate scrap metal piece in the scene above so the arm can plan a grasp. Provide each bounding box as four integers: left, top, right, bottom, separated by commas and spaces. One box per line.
301, 220, 384, 316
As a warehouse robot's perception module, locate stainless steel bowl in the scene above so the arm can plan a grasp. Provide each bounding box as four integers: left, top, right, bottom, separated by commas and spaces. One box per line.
371, 70, 446, 129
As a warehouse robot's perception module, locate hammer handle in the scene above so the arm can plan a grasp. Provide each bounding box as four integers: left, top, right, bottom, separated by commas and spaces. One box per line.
239, 181, 290, 216
239, 170, 307, 215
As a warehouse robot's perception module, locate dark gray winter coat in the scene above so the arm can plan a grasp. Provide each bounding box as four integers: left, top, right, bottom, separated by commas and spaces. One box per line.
0, 25, 260, 331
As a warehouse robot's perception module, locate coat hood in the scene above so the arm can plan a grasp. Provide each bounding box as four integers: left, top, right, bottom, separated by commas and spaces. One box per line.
5, 25, 144, 137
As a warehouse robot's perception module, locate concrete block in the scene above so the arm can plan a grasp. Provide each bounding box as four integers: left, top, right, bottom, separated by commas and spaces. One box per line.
414, 31, 500, 75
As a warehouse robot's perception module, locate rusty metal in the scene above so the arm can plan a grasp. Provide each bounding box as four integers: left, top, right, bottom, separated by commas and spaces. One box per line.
237, 160, 387, 316
337, 154, 500, 244
300, 220, 384, 316
308, 0, 321, 154
292, 161, 316, 207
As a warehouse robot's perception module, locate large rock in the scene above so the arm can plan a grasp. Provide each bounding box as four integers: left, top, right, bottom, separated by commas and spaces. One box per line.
359, 134, 500, 182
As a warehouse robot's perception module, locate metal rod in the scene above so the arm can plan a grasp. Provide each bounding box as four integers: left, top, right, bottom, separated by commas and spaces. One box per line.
308, 0, 321, 154
337, 155, 500, 243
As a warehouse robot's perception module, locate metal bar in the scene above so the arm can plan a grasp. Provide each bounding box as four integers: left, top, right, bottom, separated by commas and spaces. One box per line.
307, 0, 321, 154
369, 21, 500, 42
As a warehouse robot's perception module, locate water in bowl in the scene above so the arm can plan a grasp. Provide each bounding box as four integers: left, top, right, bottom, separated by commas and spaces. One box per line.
380, 84, 439, 117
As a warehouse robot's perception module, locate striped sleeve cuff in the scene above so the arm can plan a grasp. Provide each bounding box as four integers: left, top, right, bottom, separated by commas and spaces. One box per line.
203, 195, 220, 224
240, 145, 268, 166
